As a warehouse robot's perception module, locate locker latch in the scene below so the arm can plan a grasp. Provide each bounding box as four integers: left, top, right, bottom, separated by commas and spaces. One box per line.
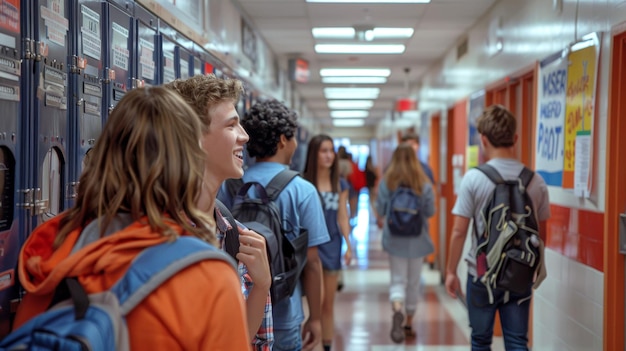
16, 188, 34, 211
22, 38, 34, 60
132, 78, 144, 89
66, 182, 79, 199
33, 188, 48, 215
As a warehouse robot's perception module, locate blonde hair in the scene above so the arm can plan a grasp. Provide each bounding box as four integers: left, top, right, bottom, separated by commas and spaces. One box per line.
165, 74, 243, 131
384, 144, 429, 195
55, 87, 216, 247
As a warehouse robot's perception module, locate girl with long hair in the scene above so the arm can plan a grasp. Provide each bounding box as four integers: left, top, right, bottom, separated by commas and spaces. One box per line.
12, 87, 250, 350
303, 135, 352, 351
375, 143, 435, 343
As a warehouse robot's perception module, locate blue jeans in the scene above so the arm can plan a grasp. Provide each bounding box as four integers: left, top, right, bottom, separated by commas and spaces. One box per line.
466, 275, 531, 351
273, 326, 302, 351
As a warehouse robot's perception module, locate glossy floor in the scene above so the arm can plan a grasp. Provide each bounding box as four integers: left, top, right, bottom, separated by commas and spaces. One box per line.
316, 193, 506, 351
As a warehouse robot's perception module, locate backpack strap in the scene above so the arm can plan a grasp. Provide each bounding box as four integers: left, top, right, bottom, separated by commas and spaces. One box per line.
518, 167, 535, 189
110, 237, 236, 315
265, 169, 300, 201
476, 164, 504, 184
224, 178, 244, 200
215, 199, 240, 260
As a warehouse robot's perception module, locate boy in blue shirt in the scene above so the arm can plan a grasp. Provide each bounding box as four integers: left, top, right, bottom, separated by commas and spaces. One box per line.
219, 99, 330, 351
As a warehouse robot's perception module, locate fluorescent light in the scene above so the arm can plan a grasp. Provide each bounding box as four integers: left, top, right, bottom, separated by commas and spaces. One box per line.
328, 100, 374, 109
308, 0, 430, 3
322, 76, 388, 84
312, 27, 414, 39
331, 110, 369, 118
324, 87, 380, 99
333, 119, 366, 127
373, 28, 414, 38
312, 28, 355, 39
315, 44, 405, 54
320, 68, 391, 77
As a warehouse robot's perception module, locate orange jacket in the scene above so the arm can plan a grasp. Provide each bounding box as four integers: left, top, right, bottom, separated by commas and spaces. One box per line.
14, 215, 250, 351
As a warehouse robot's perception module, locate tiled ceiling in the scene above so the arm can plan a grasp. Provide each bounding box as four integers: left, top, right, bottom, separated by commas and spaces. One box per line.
235, 0, 498, 126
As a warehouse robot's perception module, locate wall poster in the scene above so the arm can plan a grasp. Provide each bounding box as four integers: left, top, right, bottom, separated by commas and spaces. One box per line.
535, 50, 568, 186
563, 33, 600, 197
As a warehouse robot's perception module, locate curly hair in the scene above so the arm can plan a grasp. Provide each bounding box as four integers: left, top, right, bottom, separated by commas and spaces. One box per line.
165, 74, 243, 131
243, 99, 298, 159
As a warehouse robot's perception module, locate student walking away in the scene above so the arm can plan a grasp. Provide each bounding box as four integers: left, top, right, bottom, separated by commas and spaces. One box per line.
365, 155, 379, 215
375, 144, 435, 343
445, 105, 550, 351
166, 75, 273, 350
401, 133, 435, 184
9, 87, 250, 350
303, 134, 353, 351
218, 99, 331, 351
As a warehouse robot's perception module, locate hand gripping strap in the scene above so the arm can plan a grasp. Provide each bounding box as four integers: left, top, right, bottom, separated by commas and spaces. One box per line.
111, 237, 236, 315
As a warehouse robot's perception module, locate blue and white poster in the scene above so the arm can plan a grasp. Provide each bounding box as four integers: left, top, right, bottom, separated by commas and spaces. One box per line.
535, 50, 568, 186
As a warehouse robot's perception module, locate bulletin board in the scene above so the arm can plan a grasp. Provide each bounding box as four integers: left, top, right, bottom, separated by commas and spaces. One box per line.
534, 33, 600, 198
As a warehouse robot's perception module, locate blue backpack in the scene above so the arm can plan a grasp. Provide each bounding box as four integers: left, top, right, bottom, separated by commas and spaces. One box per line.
0, 237, 235, 351
386, 185, 424, 237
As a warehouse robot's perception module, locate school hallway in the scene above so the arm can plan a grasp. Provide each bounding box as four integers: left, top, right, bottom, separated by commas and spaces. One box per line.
314, 192, 506, 351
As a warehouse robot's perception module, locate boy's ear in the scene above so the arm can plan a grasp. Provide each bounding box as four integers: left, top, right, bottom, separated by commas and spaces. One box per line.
279, 134, 288, 148
480, 134, 490, 149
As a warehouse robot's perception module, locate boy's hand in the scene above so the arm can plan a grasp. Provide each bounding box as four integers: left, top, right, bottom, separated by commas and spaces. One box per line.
236, 228, 271, 290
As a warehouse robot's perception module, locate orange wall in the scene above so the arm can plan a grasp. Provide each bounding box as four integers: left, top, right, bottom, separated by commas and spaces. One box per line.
443, 100, 468, 263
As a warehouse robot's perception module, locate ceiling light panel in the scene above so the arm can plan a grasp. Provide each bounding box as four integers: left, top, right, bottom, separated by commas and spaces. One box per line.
332, 119, 366, 127
331, 110, 369, 118
312, 27, 414, 39
315, 44, 405, 54
373, 28, 414, 38
320, 68, 391, 77
328, 100, 375, 109
324, 87, 380, 99
308, 0, 430, 3
322, 76, 388, 84
312, 28, 354, 39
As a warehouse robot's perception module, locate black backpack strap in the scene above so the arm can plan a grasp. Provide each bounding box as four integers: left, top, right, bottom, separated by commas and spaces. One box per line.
518, 167, 535, 188
265, 169, 300, 201
214, 199, 240, 260
476, 164, 504, 184
224, 178, 244, 200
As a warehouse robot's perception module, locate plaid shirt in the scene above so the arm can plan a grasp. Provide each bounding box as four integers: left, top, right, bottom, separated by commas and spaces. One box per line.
215, 210, 274, 351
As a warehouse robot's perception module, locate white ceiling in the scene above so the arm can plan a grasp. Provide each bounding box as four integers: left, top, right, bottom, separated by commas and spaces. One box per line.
235, 0, 498, 126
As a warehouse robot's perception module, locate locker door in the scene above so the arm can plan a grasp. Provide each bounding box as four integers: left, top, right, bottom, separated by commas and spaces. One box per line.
103, 2, 133, 117
175, 45, 192, 80
32, 0, 71, 225
193, 56, 202, 77
70, 2, 105, 197
160, 36, 176, 84
0, 0, 23, 336
134, 5, 158, 87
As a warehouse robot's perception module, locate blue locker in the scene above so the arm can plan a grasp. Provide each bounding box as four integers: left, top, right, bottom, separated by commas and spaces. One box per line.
0, 0, 25, 336
103, 1, 133, 118
159, 35, 176, 84
193, 55, 202, 77
67, 1, 105, 199
134, 4, 158, 86
174, 37, 193, 80
31, 0, 71, 226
